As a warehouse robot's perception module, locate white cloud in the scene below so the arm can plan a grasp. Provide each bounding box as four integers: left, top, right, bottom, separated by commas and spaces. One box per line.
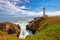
0, 0, 21, 13
9, 0, 22, 5
22, 11, 60, 17
46, 11, 60, 16
19, 6, 26, 9
0, 0, 37, 16
0, 0, 30, 14
0, 0, 60, 17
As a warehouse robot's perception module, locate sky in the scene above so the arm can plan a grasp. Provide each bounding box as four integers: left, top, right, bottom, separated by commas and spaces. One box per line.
0, 0, 60, 17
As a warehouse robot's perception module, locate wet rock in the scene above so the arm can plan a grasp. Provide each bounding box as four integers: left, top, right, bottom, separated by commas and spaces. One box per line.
0, 22, 21, 37
26, 17, 44, 34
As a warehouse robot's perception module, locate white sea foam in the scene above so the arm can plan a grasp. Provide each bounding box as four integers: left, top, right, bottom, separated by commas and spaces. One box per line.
13, 21, 33, 39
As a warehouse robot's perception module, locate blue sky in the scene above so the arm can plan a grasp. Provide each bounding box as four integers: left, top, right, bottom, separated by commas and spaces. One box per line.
0, 0, 60, 17
24, 0, 60, 12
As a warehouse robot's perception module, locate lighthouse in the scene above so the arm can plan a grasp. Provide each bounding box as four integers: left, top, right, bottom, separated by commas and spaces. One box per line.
43, 7, 45, 17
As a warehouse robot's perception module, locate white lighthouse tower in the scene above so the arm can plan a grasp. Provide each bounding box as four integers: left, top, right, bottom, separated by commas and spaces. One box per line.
43, 7, 45, 17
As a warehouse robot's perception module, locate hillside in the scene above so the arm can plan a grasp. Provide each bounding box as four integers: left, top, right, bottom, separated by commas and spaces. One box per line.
25, 17, 60, 40
0, 31, 22, 40
0, 22, 21, 40
0, 17, 60, 40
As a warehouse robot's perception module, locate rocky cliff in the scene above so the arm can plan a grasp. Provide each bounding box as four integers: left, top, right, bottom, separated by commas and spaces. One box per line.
0, 22, 21, 37
25, 17, 60, 40
26, 17, 44, 34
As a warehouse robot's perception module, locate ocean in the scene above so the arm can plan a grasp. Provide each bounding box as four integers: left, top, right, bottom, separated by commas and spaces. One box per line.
0, 17, 34, 39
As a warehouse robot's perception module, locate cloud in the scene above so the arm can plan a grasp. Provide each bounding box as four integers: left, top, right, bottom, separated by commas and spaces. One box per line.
9, 0, 20, 5
19, 6, 26, 9
0, 0, 29, 14
0, 0, 21, 13
0, 0, 60, 17
46, 11, 60, 16
23, 11, 60, 17
0, 0, 36, 16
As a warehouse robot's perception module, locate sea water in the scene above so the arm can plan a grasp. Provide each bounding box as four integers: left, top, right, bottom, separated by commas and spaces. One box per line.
14, 21, 33, 39
0, 17, 33, 39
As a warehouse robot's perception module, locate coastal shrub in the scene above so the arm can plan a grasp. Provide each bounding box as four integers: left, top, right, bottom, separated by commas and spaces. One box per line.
25, 17, 60, 40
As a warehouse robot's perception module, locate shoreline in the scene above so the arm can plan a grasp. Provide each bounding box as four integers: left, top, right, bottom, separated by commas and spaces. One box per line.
13, 21, 33, 39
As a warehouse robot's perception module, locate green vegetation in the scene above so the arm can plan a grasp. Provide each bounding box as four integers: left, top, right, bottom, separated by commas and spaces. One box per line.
25, 17, 60, 40
0, 17, 60, 40
0, 31, 22, 40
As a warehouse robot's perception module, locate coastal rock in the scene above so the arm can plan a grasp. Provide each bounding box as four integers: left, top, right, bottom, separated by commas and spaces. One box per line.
0, 22, 21, 37
26, 17, 44, 34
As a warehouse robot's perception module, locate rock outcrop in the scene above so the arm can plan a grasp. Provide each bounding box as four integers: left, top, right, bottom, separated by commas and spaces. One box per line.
26, 17, 44, 34
0, 22, 21, 37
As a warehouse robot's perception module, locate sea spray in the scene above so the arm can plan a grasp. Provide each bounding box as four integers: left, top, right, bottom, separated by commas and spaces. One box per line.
0, 17, 34, 39
13, 21, 33, 39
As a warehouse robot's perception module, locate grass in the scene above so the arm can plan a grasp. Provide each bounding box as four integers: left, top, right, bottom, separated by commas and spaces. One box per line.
0, 17, 60, 40
0, 31, 22, 40
25, 17, 60, 40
